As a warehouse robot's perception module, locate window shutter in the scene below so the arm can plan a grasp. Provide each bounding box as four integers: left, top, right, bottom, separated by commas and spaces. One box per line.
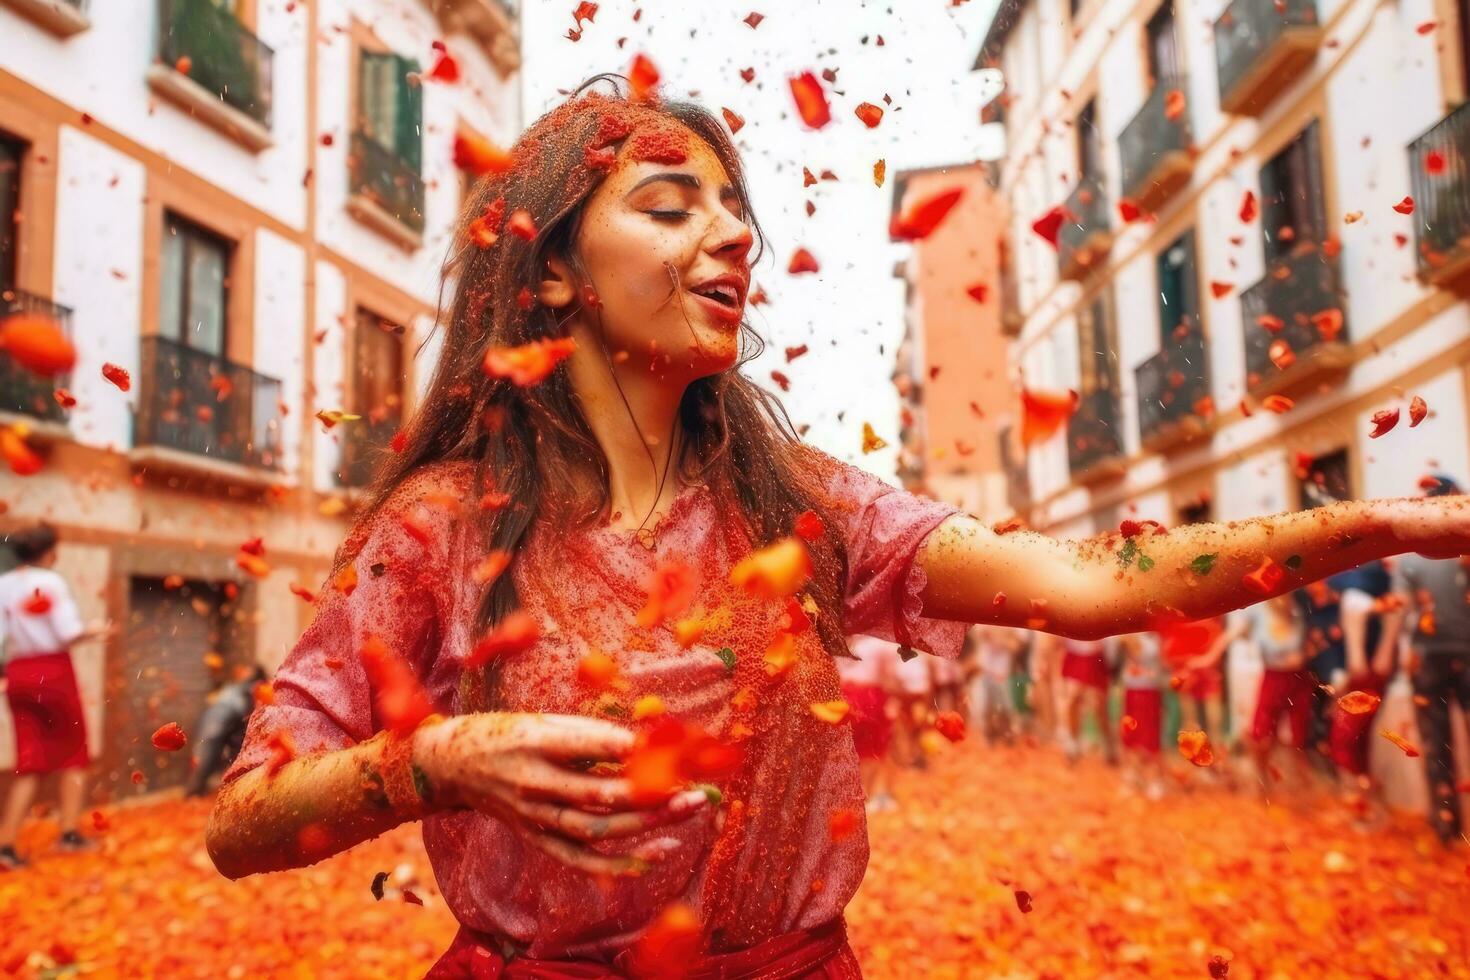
395, 55, 423, 172
359, 51, 397, 152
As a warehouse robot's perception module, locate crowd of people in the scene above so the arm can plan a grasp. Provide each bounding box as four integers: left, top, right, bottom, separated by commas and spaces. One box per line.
840, 477, 1470, 848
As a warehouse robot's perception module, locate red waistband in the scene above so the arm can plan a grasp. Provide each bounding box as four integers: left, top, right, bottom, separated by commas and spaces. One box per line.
425, 915, 850, 980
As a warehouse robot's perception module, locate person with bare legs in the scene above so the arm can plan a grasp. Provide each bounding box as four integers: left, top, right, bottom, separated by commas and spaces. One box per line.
839, 635, 899, 813
0, 524, 115, 870
1205, 595, 1316, 802
1059, 637, 1116, 765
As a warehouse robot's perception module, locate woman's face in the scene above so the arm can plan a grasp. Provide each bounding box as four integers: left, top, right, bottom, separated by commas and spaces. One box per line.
551, 122, 754, 379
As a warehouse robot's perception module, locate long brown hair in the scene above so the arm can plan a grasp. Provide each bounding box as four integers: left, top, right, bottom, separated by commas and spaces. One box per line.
353, 75, 851, 707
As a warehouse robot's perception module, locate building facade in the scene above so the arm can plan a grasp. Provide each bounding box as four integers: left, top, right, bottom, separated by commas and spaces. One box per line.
982, 0, 1470, 800
0, 0, 520, 797
889, 163, 1016, 525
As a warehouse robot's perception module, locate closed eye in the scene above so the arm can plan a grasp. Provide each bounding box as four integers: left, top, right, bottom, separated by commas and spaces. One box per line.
647, 210, 691, 221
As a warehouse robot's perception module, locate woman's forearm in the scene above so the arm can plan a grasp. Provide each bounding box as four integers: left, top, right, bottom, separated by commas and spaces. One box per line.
205, 728, 438, 880
918, 497, 1456, 640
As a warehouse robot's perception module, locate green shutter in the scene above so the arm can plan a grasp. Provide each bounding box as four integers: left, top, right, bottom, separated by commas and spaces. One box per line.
395, 56, 422, 172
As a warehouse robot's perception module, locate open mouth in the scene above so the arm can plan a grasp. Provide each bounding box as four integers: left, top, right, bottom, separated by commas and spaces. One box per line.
690, 283, 741, 310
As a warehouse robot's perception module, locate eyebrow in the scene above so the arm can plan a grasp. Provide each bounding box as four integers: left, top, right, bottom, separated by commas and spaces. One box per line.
625, 172, 738, 198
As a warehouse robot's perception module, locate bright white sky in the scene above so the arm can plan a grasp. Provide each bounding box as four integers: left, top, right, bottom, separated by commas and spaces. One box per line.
518, 0, 1004, 480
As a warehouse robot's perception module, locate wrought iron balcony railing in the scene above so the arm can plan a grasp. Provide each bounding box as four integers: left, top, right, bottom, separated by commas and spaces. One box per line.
1240, 248, 1350, 395
349, 130, 426, 235
1067, 386, 1125, 478
0, 288, 73, 423
1118, 75, 1194, 210
156, 0, 273, 128
1058, 172, 1114, 281
1214, 0, 1322, 115
135, 335, 282, 469
1135, 326, 1211, 450
1408, 101, 1470, 284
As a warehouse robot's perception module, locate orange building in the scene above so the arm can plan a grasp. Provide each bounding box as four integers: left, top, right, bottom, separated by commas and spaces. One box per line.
889, 163, 1015, 522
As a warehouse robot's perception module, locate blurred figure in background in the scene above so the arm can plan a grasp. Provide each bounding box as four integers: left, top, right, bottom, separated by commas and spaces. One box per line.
964, 625, 1025, 745
1325, 559, 1403, 811
1118, 632, 1167, 800
1028, 631, 1062, 742
1059, 637, 1116, 765
840, 635, 899, 813
0, 524, 115, 870
1210, 594, 1315, 799
1389, 474, 1470, 846
1162, 616, 1230, 755
185, 664, 269, 799
887, 643, 935, 770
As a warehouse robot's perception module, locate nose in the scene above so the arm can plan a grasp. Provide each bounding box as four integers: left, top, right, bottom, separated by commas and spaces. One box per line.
705, 209, 753, 265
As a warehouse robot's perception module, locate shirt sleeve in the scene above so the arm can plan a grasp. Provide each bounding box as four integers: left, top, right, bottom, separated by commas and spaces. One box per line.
46, 571, 86, 648
222, 468, 460, 784
804, 446, 969, 660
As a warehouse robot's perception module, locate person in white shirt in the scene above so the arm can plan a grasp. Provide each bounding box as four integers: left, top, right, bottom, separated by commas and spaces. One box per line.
0, 524, 113, 870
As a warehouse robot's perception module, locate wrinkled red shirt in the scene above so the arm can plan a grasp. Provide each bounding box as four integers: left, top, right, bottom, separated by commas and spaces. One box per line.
226, 448, 966, 960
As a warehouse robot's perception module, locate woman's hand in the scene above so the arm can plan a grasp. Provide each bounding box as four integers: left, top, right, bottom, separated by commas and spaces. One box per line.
412, 712, 712, 876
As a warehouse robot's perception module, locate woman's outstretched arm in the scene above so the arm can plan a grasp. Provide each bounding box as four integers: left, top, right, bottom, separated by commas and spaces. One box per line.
915, 495, 1470, 641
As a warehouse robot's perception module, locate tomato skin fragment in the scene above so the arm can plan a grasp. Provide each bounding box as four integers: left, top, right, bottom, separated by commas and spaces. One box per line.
151, 722, 187, 752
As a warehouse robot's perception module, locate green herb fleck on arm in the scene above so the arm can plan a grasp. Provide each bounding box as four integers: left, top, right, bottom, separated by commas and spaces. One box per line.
1190, 553, 1218, 576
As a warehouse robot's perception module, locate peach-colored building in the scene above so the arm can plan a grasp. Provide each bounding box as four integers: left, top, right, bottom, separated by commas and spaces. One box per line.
889, 163, 1016, 523
0, 0, 520, 801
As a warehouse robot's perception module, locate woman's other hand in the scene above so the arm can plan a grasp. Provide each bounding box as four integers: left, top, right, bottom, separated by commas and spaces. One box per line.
412, 712, 711, 876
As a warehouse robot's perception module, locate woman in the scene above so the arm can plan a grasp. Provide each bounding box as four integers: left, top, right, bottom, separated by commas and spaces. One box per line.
1204, 594, 1316, 797
206, 78, 1470, 975
0, 523, 113, 870
837, 635, 898, 813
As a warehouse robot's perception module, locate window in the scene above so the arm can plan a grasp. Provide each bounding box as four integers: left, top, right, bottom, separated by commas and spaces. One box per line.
0, 135, 20, 291
1179, 497, 1213, 525
1156, 231, 1200, 344
1076, 292, 1117, 394
1298, 448, 1351, 509
159, 213, 230, 357
352, 308, 406, 424
1145, 2, 1180, 85
1259, 120, 1326, 265
359, 51, 423, 172
1077, 99, 1103, 182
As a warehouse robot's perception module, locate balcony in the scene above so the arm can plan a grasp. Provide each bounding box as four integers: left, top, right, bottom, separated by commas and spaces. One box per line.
336, 415, 399, 489
348, 130, 426, 249
424, 0, 521, 76
1408, 102, 1470, 285
148, 0, 274, 151
1, 0, 89, 36
0, 288, 72, 429
1058, 173, 1114, 281
1067, 387, 1126, 483
1135, 328, 1211, 453
1214, 0, 1323, 116
1118, 77, 1194, 212
132, 336, 282, 486
1240, 249, 1351, 398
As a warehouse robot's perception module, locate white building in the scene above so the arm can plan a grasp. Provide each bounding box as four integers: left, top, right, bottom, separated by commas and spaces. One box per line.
982, 0, 1470, 801
0, 0, 520, 795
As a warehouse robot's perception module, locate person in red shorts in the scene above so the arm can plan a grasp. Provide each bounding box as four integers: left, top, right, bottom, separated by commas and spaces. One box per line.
0, 524, 115, 870
1117, 632, 1166, 799
1323, 562, 1404, 809
839, 635, 898, 812
1161, 616, 1228, 749
1059, 637, 1116, 765
1206, 594, 1316, 798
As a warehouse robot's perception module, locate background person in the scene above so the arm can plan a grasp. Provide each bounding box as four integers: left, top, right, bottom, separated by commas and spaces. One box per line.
0, 523, 114, 870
